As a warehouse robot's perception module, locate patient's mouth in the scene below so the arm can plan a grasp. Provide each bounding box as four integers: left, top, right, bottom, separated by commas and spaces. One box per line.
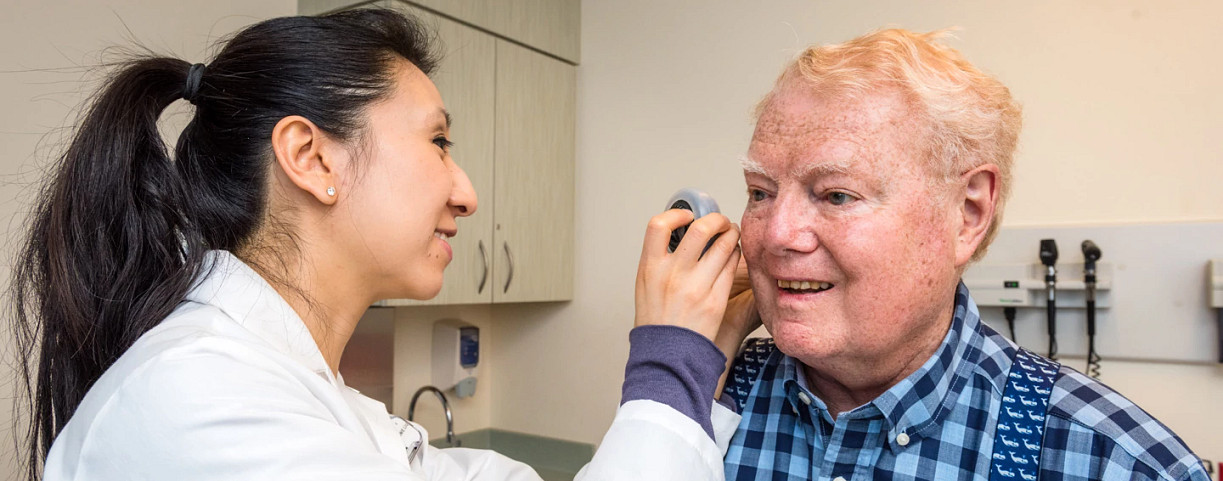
776, 279, 833, 294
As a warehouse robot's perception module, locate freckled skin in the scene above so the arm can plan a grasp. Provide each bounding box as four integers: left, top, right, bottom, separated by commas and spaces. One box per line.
741, 82, 968, 414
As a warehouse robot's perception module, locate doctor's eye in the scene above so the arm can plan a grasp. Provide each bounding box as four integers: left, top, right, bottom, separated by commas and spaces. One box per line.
433, 136, 454, 153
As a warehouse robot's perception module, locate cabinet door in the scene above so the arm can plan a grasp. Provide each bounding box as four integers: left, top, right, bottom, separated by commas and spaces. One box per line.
404, 0, 580, 63
381, 5, 496, 306
493, 39, 575, 303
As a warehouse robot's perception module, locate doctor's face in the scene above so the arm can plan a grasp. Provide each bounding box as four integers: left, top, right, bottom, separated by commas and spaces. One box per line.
336, 61, 477, 301
739, 82, 963, 367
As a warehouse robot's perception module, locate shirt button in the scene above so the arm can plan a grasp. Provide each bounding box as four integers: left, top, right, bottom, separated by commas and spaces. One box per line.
896, 432, 911, 446
833, 477, 847, 481
797, 392, 812, 405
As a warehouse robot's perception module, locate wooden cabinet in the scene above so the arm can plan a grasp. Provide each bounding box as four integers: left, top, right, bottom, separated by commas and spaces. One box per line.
395, 7, 497, 305
403, 0, 580, 63
298, 0, 579, 64
492, 39, 575, 302
305, 2, 575, 305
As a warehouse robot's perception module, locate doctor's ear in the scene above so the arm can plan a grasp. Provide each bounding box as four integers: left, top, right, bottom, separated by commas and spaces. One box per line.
954, 164, 1000, 266
270, 115, 344, 205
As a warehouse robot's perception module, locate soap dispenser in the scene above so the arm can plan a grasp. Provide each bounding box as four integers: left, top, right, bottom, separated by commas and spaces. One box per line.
432, 319, 479, 398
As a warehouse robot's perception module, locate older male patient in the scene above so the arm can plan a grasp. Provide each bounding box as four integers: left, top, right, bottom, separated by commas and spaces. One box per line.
718, 29, 1208, 480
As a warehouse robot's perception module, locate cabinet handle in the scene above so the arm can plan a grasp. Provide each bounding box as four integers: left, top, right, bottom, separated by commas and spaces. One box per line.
477, 240, 489, 294
503, 242, 515, 294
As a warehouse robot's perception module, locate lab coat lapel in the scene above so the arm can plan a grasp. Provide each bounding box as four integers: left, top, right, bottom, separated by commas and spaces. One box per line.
185, 250, 334, 381
337, 375, 420, 467
187, 251, 415, 467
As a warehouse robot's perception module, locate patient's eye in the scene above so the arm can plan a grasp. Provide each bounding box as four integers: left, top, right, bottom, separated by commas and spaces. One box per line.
750, 189, 768, 202
827, 192, 855, 206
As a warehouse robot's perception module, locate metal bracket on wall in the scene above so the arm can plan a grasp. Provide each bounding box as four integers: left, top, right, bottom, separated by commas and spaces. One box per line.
963, 262, 1113, 309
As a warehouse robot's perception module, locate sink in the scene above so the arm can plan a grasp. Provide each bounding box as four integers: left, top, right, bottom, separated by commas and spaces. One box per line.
430, 429, 594, 481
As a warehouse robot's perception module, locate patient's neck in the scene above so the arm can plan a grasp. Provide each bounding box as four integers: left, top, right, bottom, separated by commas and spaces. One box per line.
800, 307, 952, 420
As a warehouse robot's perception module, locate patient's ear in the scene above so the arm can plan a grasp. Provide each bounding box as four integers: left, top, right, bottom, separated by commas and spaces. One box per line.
954, 164, 999, 266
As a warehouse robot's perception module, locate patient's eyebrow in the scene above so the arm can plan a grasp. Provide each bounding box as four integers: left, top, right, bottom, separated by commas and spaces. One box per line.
792, 158, 855, 178
739, 154, 858, 179
739, 154, 768, 176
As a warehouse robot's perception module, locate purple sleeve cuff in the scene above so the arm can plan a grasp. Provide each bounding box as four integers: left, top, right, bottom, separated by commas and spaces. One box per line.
621, 325, 727, 439
716, 392, 739, 414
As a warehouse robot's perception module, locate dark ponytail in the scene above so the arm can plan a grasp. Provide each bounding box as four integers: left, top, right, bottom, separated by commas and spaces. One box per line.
9, 9, 437, 478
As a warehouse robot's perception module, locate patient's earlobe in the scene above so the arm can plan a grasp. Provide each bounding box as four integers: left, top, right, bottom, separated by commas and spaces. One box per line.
955, 164, 999, 264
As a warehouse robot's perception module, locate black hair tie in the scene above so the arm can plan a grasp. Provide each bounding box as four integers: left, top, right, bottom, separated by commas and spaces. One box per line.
183, 63, 206, 104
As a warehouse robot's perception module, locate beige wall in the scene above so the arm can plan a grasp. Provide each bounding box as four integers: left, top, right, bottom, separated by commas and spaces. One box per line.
4, 0, 1222, 476
0, 1, 295, 478
390, 304, 496, 440
490, 0, 1223, 465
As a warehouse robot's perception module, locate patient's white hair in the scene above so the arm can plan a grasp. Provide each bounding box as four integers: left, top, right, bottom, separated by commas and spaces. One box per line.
758, 28, 1022, 262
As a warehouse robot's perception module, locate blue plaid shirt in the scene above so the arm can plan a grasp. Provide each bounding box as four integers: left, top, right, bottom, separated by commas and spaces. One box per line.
723, 284, 1209, 481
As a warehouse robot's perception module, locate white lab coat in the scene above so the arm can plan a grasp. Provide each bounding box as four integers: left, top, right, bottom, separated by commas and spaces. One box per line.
44, 251, 741, 480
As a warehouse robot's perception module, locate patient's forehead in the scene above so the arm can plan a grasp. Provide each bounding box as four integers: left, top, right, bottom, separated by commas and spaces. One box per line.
748, 83, 927, 178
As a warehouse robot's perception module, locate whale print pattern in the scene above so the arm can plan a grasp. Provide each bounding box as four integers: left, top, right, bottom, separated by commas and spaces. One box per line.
722, 338, 778, 411
988, 348, 1058, 481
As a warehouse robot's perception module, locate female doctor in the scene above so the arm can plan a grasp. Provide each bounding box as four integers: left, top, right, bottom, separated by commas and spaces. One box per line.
9, 7, 756, 481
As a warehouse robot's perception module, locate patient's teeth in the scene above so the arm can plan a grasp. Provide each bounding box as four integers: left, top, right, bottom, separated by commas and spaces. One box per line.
777, 279, 837, 290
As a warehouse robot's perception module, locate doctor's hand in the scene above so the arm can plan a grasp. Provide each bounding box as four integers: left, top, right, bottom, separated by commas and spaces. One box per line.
634, 209, 741, 341
713, 255, 762, 395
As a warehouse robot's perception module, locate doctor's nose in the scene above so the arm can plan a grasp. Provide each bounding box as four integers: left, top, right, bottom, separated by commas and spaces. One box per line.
449, 164, 477, 217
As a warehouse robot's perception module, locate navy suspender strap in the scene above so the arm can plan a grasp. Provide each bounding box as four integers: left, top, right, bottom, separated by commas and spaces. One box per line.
989, 348, 1060, 481
723, 338, 777, 412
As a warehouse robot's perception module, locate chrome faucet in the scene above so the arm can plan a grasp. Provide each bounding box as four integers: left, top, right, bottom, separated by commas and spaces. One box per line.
408, 385, 458, 447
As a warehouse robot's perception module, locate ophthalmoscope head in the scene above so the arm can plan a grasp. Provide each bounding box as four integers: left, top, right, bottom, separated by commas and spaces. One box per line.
1081, 240, 1101, 263
1039, 239, 1059, 267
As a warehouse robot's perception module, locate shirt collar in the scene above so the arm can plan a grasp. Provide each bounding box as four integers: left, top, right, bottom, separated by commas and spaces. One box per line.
871, 282, 1010, 445
183, 250, 335, 383
776, 282, 1008, 448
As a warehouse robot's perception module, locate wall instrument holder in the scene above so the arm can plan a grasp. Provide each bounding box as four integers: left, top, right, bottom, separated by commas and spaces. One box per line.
963, 262, 1113, 310
966, 223, 1223, 365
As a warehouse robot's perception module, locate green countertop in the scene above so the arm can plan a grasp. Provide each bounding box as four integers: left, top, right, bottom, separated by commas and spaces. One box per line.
431, 428, 595, 481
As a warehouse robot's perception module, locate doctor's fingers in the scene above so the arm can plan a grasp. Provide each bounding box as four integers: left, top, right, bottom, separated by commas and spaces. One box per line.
639, 209, 696, 264
707, 241, 742, 303
638, 214, 736, 300
635, 209, 693, 326
690, 222, 740, 290
729, 252, 750, 298
669, 213, 733, 266
678, 244, 743, 338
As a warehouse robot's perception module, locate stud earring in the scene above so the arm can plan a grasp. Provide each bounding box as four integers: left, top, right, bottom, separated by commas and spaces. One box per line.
326, 186, 336, 197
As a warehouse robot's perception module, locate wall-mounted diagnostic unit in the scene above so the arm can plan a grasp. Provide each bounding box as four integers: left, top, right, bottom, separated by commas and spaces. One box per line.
962, 222, 1223, 368
962, 261, 1113, 310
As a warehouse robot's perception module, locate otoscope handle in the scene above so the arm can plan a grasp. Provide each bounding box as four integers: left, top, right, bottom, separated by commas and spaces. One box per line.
1217, 310, 1223, 364
1040, 239, 1058, 360
1046, 301, 1056, 333
1086, 300, 1097, 336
